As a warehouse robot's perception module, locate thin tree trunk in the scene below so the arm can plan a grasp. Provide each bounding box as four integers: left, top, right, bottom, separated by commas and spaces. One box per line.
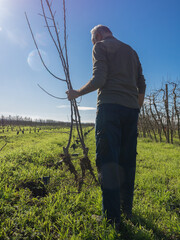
173, 84, 180, 140
150, 98, 161, 142
153, 96, 167, 142
145, 106, 158, 142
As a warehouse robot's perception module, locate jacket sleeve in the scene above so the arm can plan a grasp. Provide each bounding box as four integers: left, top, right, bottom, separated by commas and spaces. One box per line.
134, 51, 146, 94
89, 42, 108, 89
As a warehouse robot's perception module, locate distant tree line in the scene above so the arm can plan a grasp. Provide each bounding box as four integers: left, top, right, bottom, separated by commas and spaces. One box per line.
0, 115, 94, 128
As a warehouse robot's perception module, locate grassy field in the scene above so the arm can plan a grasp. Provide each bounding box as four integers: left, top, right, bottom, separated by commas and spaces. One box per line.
0, 127, 179, 240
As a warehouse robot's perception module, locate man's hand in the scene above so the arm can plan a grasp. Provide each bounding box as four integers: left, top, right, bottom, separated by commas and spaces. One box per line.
66, 89, 80, 100
66, 80, 97, 100
138, 93, 145, 109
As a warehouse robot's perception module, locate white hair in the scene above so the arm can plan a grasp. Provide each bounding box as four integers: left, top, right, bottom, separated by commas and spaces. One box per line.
90, 25, 112, 38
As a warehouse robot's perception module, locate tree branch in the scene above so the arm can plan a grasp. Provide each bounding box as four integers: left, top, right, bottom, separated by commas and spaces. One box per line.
37, 84, 67, 99
25, 12, 66, 82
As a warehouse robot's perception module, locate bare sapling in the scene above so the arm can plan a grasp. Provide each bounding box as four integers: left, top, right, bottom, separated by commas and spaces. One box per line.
25, 0, 97, 191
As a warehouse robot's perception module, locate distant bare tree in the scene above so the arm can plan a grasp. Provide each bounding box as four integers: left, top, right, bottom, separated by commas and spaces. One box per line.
139, 81, 180, 144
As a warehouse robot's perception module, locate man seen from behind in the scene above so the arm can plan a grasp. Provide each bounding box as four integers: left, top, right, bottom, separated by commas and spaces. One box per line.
66, 25, 146, 227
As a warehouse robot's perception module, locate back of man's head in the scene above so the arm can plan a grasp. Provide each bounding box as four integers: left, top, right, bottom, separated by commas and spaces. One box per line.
91, 25, 112, 38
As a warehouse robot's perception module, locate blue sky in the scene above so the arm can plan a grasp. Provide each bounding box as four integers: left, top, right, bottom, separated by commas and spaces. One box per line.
0, 0, 180, 122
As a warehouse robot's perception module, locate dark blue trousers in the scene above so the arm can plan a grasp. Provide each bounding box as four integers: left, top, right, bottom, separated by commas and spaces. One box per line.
95, 103, 139, 223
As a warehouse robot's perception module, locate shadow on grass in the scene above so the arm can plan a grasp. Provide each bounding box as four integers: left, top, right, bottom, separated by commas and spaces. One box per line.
115, 213, 179, 240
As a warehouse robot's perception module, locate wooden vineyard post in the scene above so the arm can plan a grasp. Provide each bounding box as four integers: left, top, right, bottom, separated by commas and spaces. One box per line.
172, 83, 180, 140
164, 84, 174, 143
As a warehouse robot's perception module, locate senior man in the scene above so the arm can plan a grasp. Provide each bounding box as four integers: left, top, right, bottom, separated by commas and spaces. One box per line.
66, 25, 146, 225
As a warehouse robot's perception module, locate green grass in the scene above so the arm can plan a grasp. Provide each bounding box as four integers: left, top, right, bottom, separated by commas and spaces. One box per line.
0, 127, 179, 239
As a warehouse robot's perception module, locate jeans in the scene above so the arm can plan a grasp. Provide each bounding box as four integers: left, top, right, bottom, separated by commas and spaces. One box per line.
95, 103, 139, 223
